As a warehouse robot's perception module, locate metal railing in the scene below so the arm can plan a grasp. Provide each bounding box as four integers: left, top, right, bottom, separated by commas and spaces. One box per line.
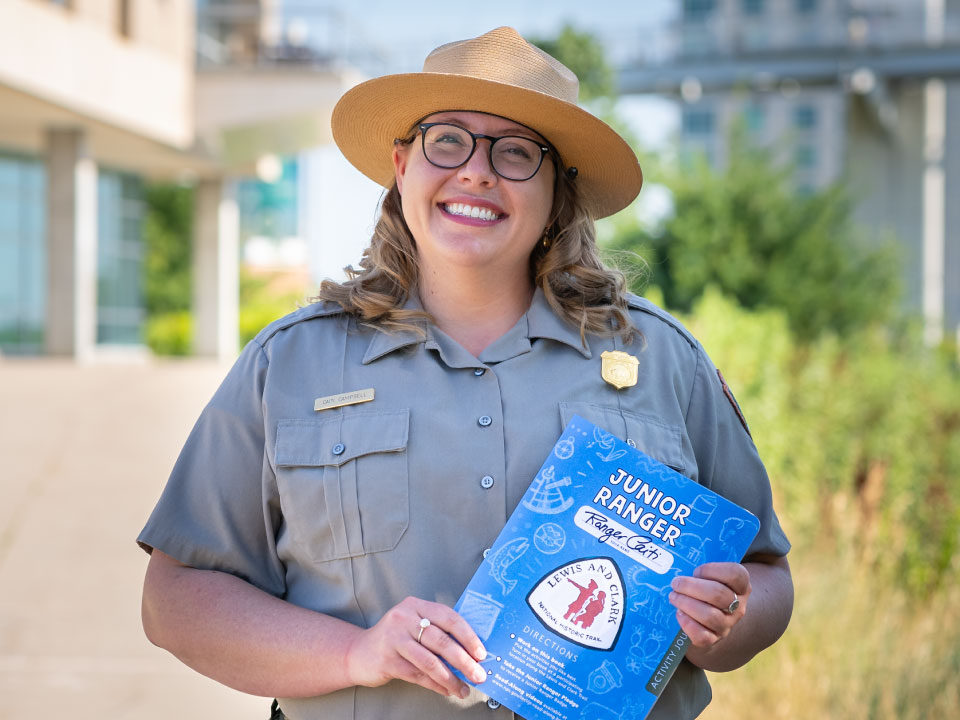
653, 5, 960, 64
194, 1, 389, 73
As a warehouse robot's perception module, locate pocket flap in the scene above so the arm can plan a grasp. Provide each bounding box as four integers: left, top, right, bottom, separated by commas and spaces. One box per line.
559, 401, 686, 473
276, 409, 410, 467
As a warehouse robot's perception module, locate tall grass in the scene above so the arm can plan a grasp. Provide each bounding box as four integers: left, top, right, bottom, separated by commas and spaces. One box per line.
675, 289, 960, 719
704, 545, 960, 719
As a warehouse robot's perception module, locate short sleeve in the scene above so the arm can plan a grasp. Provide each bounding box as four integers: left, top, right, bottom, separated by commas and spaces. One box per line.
684, 344, 791, 559
137, 339, 285, 596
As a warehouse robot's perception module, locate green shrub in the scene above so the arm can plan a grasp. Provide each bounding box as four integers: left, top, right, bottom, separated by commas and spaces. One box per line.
239, 269, 311, 346
144, 311, 191, 356
678, 289, 960, 595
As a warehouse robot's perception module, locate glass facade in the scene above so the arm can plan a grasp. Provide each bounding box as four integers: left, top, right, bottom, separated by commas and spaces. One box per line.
0, 153, 47, 354
238, 156, 299, 240
96, 170, 145, 345
794, 104, 818, 130
0, 155, 147, 354
682, 109, 715, 135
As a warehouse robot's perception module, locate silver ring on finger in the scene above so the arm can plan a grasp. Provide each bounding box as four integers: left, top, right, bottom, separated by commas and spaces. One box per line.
417, 617, 431, 644
725, 593, 740, 615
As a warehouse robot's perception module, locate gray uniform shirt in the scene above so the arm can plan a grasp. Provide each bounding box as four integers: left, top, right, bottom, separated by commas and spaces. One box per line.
138, 290, 790, 720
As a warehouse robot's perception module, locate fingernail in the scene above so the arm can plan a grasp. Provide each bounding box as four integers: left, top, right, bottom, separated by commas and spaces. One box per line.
475, 645, 487, 660
473, 669, 486, 683
460, 685, 471, 699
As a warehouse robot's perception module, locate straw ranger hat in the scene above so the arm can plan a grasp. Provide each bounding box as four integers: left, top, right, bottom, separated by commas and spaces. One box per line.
331, 26, 643, 219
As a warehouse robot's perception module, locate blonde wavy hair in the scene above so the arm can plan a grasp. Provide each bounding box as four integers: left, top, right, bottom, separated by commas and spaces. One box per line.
315, 144, 636, 344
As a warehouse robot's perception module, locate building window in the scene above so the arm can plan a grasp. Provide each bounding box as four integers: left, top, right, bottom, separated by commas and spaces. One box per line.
683, 109, 716, 136
238, 156, 299, 245
795, 0, 817, 13
0, 153, 47, 354
794, 104, 818, 129
684, 0, 716, 21
745, 103, 766, 134
97, 171, 144, 345
795, 145, 817, 169
743, 0, 765, 15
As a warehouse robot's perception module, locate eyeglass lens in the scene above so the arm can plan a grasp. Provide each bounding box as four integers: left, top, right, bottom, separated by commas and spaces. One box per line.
421, 124, 544, 181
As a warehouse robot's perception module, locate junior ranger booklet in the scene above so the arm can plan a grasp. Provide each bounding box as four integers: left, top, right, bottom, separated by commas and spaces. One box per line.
454, 415, 760, 720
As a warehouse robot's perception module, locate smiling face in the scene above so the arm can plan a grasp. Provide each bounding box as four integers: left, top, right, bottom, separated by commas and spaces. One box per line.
392, 111, 556, 290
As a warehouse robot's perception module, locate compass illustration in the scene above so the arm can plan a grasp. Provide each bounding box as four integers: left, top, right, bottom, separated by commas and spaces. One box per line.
533, 522, 566, 554
554, 435, 576, 460
521, 465, 574, 514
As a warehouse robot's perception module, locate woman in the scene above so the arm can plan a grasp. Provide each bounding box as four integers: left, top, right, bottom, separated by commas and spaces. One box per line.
139, 27, 793, 720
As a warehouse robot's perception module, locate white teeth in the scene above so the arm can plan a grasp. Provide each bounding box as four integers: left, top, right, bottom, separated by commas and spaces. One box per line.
444, 203, 500, 221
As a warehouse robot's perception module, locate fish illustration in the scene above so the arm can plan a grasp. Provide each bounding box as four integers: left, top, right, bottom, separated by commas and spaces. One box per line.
486, 537, 529, 595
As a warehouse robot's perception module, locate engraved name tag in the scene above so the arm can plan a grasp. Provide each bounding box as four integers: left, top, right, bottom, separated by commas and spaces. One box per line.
314, 388, 375, 412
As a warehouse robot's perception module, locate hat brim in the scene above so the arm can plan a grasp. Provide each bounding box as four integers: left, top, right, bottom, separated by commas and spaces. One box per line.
331, 73, 642, 219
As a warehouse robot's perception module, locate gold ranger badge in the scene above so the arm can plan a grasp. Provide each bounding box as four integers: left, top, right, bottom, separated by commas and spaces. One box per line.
600, 350, 639, 390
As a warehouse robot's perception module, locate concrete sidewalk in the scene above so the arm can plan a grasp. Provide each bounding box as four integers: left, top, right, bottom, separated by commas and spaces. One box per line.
0, 358, 269, 719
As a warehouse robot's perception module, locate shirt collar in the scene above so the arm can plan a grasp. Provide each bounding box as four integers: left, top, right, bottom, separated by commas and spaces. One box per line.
361, 287, 593, 365
361, 294, 426, 365
525, 288, 593, 359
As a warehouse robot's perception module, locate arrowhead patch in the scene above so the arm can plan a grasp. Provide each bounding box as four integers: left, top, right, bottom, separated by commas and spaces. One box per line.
526, 557, 626, 651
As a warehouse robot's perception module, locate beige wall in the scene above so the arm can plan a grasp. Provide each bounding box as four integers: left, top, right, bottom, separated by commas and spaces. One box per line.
0, 0, 195, 148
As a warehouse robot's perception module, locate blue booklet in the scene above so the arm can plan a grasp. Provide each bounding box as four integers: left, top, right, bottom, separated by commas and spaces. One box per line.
454, 415, 760, 720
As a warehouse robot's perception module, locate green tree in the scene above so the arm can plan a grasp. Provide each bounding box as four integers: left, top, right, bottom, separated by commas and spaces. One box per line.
142, 183, 193, 354
529, 24, 615, 102
143, 183, 193, 315
608, 128, 901, 340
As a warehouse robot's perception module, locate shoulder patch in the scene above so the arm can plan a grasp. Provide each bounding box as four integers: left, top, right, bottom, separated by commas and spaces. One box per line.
717, 369, 751, 437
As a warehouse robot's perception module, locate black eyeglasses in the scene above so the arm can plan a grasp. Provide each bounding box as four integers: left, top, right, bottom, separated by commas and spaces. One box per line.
418, 122, 551, 181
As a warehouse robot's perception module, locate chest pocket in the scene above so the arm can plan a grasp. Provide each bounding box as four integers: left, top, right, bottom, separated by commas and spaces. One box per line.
559, 401, 691, 476
275, 409, 409, 563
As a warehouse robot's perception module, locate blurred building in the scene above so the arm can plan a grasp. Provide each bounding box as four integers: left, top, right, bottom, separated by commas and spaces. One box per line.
195, 0, 380, 292
620, 0, 960, 344
0, 0, 366, 360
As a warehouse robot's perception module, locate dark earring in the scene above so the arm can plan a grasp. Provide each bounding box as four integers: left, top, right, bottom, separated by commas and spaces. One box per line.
541, 227, 552, 249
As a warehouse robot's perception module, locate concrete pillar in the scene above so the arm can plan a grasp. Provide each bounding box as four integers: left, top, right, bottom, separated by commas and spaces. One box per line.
922, 78, 946, 346
944, 80, 960, 345
192, 178, 239, 360
44, 128, 98, 360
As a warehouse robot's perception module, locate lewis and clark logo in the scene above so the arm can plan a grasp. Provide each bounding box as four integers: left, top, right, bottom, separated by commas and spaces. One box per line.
526, 557, 626, 651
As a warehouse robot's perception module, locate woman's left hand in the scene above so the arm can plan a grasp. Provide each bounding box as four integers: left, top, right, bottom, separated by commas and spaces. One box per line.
668, 561, 751, 649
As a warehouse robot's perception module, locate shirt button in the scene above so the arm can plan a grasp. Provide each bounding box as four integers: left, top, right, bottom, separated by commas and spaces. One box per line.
480, 475, 495, 489
332, 443, 345, 456
627, 438, 637, 448
474, 368, 486, 376
486, 699, 501, 710
482, 548, 491, 558
478, 415, 493, 427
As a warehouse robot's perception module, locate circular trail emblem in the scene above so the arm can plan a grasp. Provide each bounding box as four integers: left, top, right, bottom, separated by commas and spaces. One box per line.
526, 557, 626, 651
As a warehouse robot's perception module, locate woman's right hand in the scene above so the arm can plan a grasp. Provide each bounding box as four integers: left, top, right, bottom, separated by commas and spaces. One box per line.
345, 596, 488, 698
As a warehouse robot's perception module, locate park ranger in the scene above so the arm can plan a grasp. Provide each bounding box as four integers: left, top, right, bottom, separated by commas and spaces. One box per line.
138, 26, 793, 720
